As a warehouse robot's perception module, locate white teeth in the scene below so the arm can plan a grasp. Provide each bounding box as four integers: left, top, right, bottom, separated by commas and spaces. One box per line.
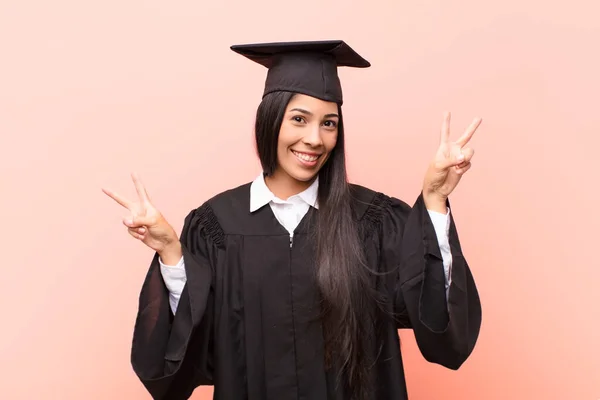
293, 151, 319, 162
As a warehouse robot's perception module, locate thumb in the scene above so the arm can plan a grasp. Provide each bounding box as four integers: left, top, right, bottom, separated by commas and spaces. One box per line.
123, 214, 155, 228
436, 151, 464, 171
453, 150, 465, 165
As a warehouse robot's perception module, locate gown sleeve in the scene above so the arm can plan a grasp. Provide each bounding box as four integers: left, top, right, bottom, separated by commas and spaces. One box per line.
130, 202, 221, 399
381, 192, 482, 370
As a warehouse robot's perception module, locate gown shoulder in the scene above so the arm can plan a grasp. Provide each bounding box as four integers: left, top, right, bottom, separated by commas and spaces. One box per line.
348, 183, 413, 236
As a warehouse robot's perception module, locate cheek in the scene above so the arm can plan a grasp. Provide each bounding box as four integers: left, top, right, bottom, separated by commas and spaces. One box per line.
277, 142, 288, 163
276, 127, 295, 159
324, 132, 338, 152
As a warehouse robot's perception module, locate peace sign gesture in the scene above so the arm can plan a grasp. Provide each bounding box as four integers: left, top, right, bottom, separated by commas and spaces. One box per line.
102, 173, 179, 254
422, 112, 482, 209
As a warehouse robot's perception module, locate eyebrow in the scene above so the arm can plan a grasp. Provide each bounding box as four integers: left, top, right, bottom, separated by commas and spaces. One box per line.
290, 108, 339, 119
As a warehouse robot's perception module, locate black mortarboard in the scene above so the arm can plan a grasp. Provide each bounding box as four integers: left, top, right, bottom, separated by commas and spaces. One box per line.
230, 40, 370, 105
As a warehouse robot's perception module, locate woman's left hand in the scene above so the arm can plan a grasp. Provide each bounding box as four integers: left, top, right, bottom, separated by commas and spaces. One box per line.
422, 112, 482, 211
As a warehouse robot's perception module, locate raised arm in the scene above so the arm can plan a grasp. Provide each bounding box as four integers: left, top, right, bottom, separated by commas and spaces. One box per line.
103, 174, 217, 399
385, 113, 483, 369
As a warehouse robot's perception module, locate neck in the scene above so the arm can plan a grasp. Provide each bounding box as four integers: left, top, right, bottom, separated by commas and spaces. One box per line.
265, 169, 314, 200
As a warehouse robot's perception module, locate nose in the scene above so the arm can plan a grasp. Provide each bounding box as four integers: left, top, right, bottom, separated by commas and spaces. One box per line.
302, 124, 323, 147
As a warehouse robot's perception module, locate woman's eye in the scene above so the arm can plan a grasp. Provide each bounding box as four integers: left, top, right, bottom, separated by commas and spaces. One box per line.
324, 120, 337, 128
293, 116, 305, 123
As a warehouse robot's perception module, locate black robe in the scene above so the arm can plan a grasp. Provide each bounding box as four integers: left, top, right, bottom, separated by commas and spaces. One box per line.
130, 183, 482, 400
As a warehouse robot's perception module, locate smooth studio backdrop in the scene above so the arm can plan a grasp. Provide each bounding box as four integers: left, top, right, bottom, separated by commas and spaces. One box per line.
1, 0, 598, 399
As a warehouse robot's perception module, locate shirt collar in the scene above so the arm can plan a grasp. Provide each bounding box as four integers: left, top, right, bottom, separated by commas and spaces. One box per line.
250, 173, 320, 212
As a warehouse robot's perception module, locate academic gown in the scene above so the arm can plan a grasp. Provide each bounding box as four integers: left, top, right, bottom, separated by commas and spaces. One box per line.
130, 182, 482, 400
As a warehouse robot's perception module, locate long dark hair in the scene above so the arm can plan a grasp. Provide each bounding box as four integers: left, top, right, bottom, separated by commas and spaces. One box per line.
255, 91, 379, 399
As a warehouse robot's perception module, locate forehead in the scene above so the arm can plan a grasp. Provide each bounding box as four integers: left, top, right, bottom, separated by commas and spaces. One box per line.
286, 93, 338, 114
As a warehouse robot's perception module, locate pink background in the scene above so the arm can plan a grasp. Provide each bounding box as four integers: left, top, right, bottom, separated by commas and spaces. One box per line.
1, 0, 598, 399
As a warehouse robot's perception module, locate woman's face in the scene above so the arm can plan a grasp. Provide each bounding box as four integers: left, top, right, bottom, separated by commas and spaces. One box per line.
273, 94, 339, 185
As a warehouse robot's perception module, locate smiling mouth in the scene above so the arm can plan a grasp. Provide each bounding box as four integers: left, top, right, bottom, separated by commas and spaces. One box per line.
292, 150, 321, 163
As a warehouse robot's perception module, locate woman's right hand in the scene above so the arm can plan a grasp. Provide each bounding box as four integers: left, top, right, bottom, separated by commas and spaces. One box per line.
102, 173, 180, 258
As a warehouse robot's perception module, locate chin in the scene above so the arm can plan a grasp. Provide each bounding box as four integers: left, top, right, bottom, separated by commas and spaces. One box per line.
288, 169, 318, 182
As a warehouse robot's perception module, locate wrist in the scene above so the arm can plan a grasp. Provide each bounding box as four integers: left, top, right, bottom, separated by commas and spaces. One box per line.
423, 190, 448, 213
159, 240, 182, 265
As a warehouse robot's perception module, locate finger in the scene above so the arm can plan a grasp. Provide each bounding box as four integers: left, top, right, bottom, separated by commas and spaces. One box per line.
461, 147, 475, 163
450, 146, 466, 166
102, 188, 132, 209
456, 117, 482, 147
127, 228, 145, 241
440, 111, 451, 144
453, 148, 474, 169
131, 172, 151, 203
132, 226, 147, 236
123, 215, 154, 228
129, 226, 147, 235
454, 162, 472, 175
434, 149, 463, 170
435, 158, 460, 172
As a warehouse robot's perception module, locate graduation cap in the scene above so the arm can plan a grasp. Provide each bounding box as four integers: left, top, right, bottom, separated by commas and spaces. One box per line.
230, 40, 370, 105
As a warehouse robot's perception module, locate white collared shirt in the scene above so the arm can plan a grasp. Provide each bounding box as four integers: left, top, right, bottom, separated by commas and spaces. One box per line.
160, 174, 453, 313
250, 173, 319, 237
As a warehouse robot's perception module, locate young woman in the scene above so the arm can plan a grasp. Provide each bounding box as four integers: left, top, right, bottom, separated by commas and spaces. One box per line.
103, 40, 482, 400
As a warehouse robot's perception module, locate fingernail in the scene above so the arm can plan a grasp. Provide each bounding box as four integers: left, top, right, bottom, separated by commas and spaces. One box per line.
124, 218, 133, 225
